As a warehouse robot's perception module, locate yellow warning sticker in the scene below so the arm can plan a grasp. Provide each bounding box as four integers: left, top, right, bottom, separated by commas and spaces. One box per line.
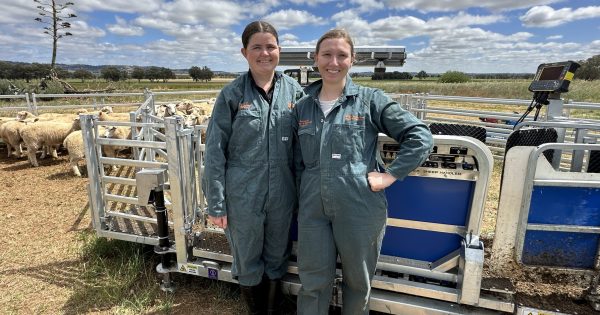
179, 264, 186, 272
564, 71, 574, 81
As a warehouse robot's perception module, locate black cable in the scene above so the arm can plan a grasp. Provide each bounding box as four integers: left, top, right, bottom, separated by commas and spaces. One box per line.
514, 97, 536, 129
533, 104, 542, 121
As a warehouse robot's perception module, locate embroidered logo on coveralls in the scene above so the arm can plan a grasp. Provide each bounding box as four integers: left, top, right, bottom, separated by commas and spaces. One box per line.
299, 119, 312, 127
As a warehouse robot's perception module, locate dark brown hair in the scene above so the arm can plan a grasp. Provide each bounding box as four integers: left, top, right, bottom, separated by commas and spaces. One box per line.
241, 21, 279, 49
315, 29, 354, 55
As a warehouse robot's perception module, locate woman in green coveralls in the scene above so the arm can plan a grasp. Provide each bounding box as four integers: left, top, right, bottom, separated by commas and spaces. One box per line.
202, 21, 304, 315
293, 29, 433, 314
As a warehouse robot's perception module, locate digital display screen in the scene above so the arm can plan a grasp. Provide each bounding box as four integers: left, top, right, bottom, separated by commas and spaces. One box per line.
538, 66, 564, 80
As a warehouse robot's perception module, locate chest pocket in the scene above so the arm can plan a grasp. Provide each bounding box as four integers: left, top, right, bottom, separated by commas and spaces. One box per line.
230, 109, 262, 150
298, 125, 319, 168
331, 123, 365, 162
279, 111, 292, 143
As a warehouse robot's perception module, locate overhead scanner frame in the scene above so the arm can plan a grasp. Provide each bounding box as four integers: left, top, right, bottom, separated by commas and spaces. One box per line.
279, 46, 406, 67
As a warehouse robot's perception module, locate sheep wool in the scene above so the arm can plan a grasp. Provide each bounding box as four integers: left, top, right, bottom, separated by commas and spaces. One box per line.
20, 118, 81, 167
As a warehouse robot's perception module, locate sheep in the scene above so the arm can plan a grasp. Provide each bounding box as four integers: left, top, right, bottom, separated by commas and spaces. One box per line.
153, 104, 168, 118
63, 130, 85, 176
16, 111, 35, 121
101, 126, 133, 172
16, 111, 78, 123
182, 113, 210, 128
76, 106, 114, 116
176, 100, 195, 114
0, 119, 37, 158
62, 126, 107, 177
97, 111, 132, 122
20, 118, 81, 167
196, 101, 214, 116
180, 113, 210, 143
153, 103, 184, 118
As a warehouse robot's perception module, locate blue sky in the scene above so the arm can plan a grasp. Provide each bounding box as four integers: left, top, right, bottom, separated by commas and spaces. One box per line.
1, 0, 599, 73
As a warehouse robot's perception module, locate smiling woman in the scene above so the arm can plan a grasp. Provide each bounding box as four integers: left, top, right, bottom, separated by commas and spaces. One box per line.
202, 20, 305, 315
292, 29, 433, 315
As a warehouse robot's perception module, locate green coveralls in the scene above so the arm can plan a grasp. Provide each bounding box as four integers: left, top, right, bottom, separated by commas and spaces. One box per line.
293, 77, 433, 314
203, 71, 304, 286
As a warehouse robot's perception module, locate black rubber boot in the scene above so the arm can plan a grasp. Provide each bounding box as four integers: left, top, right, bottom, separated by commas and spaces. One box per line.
266, 279, 283, 315
240, 284, 265, 315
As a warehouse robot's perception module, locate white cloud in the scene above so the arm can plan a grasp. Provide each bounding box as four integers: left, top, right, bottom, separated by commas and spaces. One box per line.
546, 35, 563, 40
0, 1, 36, 24
157, 0, 246, 27
134, 16, 180, 30
349, 0, 384, 13
403, 26, 588, 73
107, 16, 144, 36
280, 33, 315, 47
263, 9, 326, 30
68, 20, 107, 38
332, 10, 507, 44
281, 33, 299, 41
76, 0, 162, 13
520, 5, 600, 27
327, 9, 588, 73
289, 0, 335, 7
381, 0, 562, 12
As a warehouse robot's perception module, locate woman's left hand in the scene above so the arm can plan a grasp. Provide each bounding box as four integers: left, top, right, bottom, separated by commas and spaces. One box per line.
368, 172, 397, 192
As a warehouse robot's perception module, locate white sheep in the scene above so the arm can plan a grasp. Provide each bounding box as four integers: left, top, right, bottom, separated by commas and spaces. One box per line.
102, 126, 132, 172
97, 111, 132, 122
17, 111, 81, 124
176, 100, 195, 114
63, 125, 111, 177
16, 111, 38, 121
63, 130, 85, 176
0, 119, 36, 158
20, 118, 81, 167
76, 106, 114, 116
153, 103, 183, 118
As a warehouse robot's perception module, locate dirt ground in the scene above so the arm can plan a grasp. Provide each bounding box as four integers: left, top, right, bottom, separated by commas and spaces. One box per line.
0, 144, 598, 315
0, 147, 248, 315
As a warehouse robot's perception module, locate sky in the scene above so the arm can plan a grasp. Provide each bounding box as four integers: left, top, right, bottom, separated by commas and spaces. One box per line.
1, 0, 599, 74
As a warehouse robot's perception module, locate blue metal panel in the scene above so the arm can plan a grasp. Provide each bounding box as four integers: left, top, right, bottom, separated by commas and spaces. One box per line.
385, 176, 474, 226
382, 176, 475, 262
529, 186, 600, 226
522, 231, 599, 268
382, 227, 464, 262
522, 186, 600, 268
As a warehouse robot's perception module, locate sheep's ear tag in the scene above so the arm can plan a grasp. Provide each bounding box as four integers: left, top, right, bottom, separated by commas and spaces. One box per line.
136, 168, 168, 205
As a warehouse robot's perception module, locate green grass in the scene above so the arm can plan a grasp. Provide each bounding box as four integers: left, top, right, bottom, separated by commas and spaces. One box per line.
69, 232, 174, 314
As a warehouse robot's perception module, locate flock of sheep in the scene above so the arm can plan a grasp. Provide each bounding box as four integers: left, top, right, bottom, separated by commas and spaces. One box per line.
0, 99, 214, 177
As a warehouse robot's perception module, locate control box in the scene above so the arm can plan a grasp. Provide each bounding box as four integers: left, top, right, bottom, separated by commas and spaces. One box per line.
528, 61, 580, 93
379, 140, 479, 180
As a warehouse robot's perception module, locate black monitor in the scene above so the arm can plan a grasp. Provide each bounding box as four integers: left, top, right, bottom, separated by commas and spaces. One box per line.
528, 61, 580, 93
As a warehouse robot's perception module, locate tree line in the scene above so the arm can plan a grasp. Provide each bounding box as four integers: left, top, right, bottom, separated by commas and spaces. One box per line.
0, 61, 214, 83
1, 54, 597, 84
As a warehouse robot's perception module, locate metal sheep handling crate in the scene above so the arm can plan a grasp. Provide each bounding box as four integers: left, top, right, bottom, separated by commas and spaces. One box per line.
79, 93, 600, 314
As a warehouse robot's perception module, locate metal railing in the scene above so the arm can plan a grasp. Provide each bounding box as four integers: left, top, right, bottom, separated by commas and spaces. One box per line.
0, 90, 219, 115
3, 90, 600, 161
390, 93, 600, 160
